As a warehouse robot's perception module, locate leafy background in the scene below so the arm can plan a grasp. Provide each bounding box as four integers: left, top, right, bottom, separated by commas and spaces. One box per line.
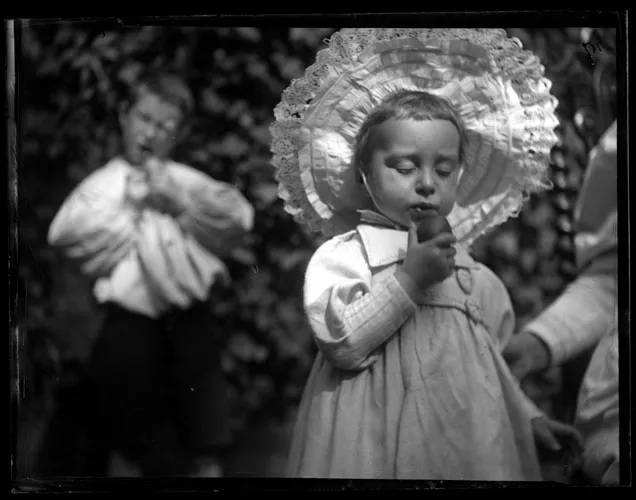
12, 23, 616, 479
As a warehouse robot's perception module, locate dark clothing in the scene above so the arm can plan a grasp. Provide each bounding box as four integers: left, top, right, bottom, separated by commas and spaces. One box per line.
87, 300, 231, 475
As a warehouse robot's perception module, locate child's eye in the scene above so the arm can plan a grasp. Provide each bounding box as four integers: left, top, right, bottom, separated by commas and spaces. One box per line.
390, 160, 416, 174
137, 112, 152, 124
159, 119, 178, 133
397, 168, 415, 175
436, 162, 457, 178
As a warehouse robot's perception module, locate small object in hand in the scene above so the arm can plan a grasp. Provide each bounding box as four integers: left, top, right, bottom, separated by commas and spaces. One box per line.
416, 213, 453, 244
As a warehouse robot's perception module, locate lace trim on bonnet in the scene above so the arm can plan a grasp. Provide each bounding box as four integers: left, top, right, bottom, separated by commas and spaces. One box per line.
270, 28, 559, 247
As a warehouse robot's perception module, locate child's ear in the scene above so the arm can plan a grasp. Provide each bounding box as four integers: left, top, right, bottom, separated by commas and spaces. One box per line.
358, 167, 372, 188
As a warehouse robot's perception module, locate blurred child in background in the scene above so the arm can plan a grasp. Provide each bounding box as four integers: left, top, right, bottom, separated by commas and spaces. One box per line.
48, 69, 255, 477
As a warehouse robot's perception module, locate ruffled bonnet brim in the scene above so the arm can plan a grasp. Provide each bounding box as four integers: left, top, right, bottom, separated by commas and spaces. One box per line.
271, 28, 560, 246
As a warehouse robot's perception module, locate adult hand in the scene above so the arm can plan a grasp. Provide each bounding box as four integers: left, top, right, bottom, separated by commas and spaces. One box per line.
502, 331, 551, 382
532, 415, 584, 473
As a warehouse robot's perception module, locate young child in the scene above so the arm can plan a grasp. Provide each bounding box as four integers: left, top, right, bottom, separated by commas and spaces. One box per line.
270, 28, 582, 480
48, 69, 255, 477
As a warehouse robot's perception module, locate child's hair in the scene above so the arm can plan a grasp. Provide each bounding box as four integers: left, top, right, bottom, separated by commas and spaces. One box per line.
123, 69, 195, 120
353, 90, 469, 174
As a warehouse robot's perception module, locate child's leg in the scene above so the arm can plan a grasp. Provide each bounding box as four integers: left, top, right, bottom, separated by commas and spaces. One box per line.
87, 303, 165, 472
164, 300, 232, 476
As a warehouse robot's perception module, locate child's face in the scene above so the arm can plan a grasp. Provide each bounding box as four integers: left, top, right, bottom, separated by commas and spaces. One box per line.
120, 89, 183, 166
363, 118, 461, 226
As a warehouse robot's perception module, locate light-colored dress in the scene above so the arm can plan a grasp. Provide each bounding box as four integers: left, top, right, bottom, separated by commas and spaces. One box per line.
288, 218, 543, 480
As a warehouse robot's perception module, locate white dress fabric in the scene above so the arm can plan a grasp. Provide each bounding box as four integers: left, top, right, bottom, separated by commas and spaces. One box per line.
288, 219, 543, 480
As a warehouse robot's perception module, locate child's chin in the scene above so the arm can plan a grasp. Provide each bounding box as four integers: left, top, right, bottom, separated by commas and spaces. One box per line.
122, 150, 141, 165
126, 148, 152, 166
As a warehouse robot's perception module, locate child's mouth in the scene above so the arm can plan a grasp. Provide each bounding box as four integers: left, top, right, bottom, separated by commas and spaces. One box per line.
138, 144, 153, 155
410, 206, 438, 220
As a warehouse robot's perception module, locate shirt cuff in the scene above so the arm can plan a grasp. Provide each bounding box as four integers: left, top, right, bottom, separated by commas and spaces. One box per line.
383, 272, 420, 318
522, 321, 564, 367
394, 269, 427, 306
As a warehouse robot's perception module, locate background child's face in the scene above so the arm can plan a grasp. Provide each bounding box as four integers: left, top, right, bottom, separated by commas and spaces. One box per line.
363, 118, 461, 226
120, 90, 183, 166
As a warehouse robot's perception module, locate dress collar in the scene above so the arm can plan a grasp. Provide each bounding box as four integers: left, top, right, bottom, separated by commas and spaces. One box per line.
356, 209, 478, 270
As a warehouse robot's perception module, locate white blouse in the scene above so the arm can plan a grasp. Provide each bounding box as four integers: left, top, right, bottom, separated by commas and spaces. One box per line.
48, 156, 255, 318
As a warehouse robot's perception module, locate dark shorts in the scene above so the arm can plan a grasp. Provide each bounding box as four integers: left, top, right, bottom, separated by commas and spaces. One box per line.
87, 300, 232, 471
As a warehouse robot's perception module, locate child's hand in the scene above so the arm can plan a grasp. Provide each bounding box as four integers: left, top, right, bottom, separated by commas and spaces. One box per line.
532, 416, 584, 465
398, 221, 457, 292
144, 157, 189, 216
125, 171, 151, 210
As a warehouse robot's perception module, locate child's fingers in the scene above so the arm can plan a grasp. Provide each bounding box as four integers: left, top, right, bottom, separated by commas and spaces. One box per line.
145, 157, 168, 185
431, 232, 457, 248
443, 244, 457, 259
407, 221, 419, 249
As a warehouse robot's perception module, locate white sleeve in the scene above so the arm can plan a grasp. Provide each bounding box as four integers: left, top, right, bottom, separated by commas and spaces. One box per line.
173, 166, 255, 257
47, 163, 138, 278
522, 273, 616, 366
304, 234, 418, 371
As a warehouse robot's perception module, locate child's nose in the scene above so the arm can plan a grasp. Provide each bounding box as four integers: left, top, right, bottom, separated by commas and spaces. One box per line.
143, 127, 158, 142
415, 170, 435, 196
141, 122, 160, 142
